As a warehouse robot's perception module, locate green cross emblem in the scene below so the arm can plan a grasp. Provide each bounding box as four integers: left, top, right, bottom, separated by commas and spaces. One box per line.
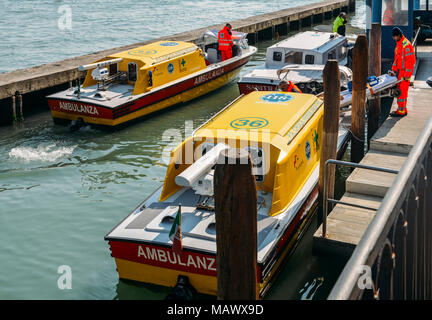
181, 59, 186, 67
313, 130, 319, 149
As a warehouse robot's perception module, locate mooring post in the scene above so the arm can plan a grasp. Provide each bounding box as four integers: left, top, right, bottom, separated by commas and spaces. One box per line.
214, 148, 258, 300
18, 92, 23, 121
319, 60, 340, 236
351, 34, 368, 163
368, 23, 381, 145
11, 95, 17, 123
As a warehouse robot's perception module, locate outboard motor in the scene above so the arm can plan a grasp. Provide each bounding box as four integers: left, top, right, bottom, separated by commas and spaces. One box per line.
69, 118, 85, 132
165, 275, 197, 301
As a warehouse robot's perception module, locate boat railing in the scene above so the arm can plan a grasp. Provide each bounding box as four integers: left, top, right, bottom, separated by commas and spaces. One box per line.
412, 26, 422, 60
151, 46, 199, 65
96, 71, 127, 90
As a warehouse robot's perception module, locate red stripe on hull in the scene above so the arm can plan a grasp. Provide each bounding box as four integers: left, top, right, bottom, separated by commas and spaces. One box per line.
238, 82, 279, 95
109, 241, 264, 282
48, 100, 113, 119
109, 241, 218, 277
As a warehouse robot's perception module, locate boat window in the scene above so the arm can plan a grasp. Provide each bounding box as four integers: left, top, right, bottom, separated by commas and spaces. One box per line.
285, 51, 303, 64
273, 51, 283, 62
305, 55, 315, 64
415, 0, 426, 10
245, 146, 266, 182
381, 0, 409, 26
128, 63, 137, 82
109, 63, 118, 76
328, 50, 336, 60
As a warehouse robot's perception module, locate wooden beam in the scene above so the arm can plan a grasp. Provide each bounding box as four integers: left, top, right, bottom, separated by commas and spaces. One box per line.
319, 60, 341, 235
214, 148, 258, 300
351, 34, 368, 163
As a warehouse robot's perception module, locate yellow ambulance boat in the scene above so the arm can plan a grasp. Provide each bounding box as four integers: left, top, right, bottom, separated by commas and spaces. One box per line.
105, 91, 349, 297
47, 31, 256, 129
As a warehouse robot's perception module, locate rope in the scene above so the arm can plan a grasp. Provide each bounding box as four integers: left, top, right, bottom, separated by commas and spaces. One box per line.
341, 124, 366, 143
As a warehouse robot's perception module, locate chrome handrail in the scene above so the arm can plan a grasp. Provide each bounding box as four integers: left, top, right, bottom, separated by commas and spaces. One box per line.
322, 159, 399, 238
328, 116, 432, 300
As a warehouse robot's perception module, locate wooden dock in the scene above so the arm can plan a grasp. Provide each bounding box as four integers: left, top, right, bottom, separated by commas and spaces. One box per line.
313, 42, 432, 257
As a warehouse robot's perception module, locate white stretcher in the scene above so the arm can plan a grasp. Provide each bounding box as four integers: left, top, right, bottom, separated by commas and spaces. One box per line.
339, 74, 401, 108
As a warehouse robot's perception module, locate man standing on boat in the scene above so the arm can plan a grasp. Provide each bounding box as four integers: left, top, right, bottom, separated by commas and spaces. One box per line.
388, 27, 416, 117
333, 12, 347, 36
218, 23, 234, 61
279, 80, 302, 93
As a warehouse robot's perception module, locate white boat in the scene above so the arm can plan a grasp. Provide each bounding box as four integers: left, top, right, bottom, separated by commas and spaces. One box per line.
240, 64, 353, 95
238, 31, 353, 95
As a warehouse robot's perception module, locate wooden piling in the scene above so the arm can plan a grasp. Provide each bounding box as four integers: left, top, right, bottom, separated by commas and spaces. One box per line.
214, 148, 258, 300
319, 60, 341, 235
11, 95, 17, 122
18, 93, 23, 121
368, 23, 381, 145
351, 34, 368, 163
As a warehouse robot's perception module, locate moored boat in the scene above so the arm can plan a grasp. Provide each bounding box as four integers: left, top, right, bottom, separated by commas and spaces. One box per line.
47, 31, 256, 129
239, 64, 353, 95
105, 91, 350, 297
238, 31, 352, 95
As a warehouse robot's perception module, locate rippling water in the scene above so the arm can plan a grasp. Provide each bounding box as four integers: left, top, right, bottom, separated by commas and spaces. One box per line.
0, 0, 332, 73
0, 1, 365, 299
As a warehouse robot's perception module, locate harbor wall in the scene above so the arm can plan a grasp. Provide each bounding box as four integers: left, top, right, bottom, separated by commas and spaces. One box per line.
0, 0, 355, 124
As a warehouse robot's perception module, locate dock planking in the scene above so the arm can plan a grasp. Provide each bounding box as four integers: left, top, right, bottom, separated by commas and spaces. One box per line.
314, 43, 432, 257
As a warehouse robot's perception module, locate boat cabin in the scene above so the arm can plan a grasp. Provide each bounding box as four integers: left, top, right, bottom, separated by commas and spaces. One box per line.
265, 31, 350, 68
159, 91, 324, 216
81, 41, 207, 96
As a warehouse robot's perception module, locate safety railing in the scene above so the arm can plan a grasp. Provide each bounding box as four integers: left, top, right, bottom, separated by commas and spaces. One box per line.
321, 160, 399, 237
328, 116, 432, 300
413, 27, 421, 59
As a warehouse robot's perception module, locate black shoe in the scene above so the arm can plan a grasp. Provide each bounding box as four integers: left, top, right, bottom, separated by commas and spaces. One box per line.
389, 111, 407, 117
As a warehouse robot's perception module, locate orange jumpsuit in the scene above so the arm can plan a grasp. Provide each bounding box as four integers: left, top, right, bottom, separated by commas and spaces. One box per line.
218, 26, 233, 61
392, 35, 416, 115
281, 81, 302, 93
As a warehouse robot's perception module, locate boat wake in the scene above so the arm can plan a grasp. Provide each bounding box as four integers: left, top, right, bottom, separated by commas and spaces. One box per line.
9, 143, 76, 162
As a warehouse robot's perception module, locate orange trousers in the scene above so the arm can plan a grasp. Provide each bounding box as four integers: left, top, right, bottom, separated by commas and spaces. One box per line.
221, 49, 232, 61
396, 78, 410, 115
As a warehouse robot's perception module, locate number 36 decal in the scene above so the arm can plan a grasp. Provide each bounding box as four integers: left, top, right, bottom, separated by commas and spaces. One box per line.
230, 117, 269, 129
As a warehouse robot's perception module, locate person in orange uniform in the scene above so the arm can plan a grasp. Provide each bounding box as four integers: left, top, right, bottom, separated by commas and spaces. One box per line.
279, 80, 302, 93
383, 0, 395, 26
218, 23, 234, 61
389, 27, 416, 117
